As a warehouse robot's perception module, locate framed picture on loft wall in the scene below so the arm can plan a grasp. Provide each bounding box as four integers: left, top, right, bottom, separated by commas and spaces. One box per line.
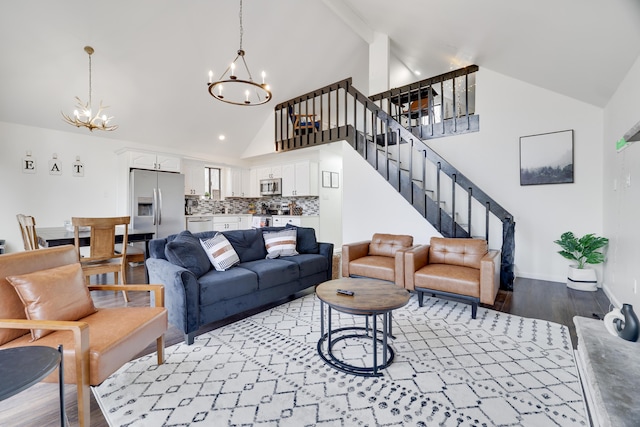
520, 129, 574, 186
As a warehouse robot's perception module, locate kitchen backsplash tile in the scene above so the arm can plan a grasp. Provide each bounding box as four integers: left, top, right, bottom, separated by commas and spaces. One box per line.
189, 196, 319, 216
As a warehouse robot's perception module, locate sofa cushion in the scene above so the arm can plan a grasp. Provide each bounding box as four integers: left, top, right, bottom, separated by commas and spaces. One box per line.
263, 229, 299, 259
165, 230, 211, 277
369, 233, 413, 257
239, 259, 299, 290
348, 255, 396, 283
285, 223, 319, 254
6, 263, 97, 340
198, 268, 259, 305
280, 253, 328, 278
200, 233, 241, 271
414, 263, 480, 297
429, 237, 487, 269
223, 229, 267, 262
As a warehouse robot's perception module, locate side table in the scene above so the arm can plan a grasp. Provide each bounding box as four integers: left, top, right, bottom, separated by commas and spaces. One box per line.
0, 345, 65, 426
316, 278, 410, 376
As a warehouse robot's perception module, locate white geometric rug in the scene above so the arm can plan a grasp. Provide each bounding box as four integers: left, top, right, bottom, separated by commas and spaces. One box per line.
93, 293, 588, 426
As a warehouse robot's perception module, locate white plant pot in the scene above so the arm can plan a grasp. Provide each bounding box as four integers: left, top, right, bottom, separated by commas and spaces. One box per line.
567, 266, 598, 291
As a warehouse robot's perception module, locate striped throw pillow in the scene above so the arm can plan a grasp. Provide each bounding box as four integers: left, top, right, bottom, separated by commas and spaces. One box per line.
263, 229, 298, 259
200, 233, 240, 271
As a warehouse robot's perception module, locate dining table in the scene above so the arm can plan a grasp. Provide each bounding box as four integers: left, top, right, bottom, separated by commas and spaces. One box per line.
36, 227, 155, 280
37, 226, 154, 250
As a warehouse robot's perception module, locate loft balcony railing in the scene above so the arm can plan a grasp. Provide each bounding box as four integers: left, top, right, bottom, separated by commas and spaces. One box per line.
370, 65, 479, 140
274, 69, 515, 290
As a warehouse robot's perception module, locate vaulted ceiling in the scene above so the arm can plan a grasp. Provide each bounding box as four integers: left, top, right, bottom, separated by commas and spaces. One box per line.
1, 0, 639, 159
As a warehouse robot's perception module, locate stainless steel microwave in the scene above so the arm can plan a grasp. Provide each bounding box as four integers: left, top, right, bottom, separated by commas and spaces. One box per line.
260, 178, 282, 196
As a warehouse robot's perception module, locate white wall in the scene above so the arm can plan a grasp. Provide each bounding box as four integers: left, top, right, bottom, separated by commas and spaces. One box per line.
602, 53, 640, 308
341, 68, 604, 283
0, 121, 246, 254
318, 143, 343, 248
342, 141, 440, 245
0, 122, 127, 252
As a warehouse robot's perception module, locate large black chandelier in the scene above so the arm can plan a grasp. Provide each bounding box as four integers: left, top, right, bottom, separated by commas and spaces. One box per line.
207, 0, 272, 106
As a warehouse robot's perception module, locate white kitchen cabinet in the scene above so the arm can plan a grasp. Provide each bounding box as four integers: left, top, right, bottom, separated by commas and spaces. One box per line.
256, 165, 282, 180
183, 160, 205, 196
127, 150, 181, 172
212, 214, 251, 231
224, 168, 254, 198
273, 215, 319, 235
282, 161, 318, 197
248, 169, 259, 198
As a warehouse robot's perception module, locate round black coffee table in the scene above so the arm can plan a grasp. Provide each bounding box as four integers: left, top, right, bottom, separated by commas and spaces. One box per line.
0, 345, 65, 426
316, 278, 410, 376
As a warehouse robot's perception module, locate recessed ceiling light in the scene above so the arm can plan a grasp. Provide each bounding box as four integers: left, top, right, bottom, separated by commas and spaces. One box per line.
414, 70, 421, 76
218, 135, 225, 141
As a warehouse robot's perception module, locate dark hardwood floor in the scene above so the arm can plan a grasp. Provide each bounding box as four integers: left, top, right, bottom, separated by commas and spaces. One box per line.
0, 264, 611, 427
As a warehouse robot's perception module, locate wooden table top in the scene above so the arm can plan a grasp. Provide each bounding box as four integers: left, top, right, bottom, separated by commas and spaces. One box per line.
316, 278, 410, 315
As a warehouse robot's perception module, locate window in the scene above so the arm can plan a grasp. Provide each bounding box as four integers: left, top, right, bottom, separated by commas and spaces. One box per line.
205, 167, 221, 200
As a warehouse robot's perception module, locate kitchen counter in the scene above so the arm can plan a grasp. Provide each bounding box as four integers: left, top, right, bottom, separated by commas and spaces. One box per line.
185, 214, 252, 217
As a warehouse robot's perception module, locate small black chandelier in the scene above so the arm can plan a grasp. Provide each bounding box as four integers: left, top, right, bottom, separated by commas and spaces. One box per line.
207, 0, 272, 106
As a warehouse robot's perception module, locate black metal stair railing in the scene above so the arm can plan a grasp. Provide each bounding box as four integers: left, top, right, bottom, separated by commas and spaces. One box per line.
274, 72, 515, 290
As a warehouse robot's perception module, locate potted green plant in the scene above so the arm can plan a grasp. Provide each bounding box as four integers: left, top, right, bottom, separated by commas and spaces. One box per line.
554, 232, 609, 291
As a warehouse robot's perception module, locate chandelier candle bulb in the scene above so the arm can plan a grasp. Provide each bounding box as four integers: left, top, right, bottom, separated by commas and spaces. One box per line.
230, 63, 236, 79
262, 71, 265, 84
208, 70, 213, 84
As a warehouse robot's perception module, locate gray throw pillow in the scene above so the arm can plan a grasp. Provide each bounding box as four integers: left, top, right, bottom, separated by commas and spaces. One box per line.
285, 223, 319, 254
165, 230, 211, 277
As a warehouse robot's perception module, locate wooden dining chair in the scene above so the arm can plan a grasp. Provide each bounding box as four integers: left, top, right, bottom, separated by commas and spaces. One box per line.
72, 216, 131, 302
16, 214, 40, 251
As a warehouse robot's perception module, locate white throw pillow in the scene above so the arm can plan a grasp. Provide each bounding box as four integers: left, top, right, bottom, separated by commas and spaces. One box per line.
263, 229, 298, 259
200, 233, 240, 271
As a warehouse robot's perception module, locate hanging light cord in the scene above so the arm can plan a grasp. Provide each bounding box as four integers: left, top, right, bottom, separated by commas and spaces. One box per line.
238, 0, 243, 52
87, 50, 92, 110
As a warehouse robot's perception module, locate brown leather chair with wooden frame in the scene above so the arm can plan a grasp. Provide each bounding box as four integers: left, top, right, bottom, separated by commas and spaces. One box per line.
0, 245, 167, 427
16, 214, 39, 251
342, 233, 414, 288
72, 216, 130, 302
404, 237, 500, 318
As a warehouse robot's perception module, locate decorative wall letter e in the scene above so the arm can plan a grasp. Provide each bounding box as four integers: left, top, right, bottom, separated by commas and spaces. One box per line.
22, 151, 36, 174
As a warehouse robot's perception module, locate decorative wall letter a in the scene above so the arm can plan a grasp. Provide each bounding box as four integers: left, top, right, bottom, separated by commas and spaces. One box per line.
49, 153, 62, 175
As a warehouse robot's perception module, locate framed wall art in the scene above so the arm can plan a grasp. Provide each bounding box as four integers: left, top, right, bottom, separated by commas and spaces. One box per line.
331, 172, 339, 188
322, 171, 331, 188
519, 129, 574, 186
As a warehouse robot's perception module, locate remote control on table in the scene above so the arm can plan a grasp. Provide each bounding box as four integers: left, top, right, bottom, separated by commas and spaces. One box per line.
336, 289, 354, 296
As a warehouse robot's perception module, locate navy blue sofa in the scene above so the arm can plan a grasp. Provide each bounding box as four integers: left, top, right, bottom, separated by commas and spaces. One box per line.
147, 226, 333, 344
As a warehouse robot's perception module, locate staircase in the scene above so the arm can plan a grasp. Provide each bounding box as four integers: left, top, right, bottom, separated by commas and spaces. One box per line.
274, 69, 515, 290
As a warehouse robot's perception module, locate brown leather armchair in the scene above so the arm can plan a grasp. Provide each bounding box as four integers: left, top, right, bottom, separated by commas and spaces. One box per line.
404, 237, 500, 318
342, 233, 414, 287
0, 245, 167, 427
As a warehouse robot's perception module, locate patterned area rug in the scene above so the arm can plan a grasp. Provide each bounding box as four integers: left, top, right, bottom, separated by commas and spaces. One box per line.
94, 293, 588, 426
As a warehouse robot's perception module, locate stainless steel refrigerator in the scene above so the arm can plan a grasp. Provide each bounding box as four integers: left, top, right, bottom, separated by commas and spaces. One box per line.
130, 169, 185, 239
